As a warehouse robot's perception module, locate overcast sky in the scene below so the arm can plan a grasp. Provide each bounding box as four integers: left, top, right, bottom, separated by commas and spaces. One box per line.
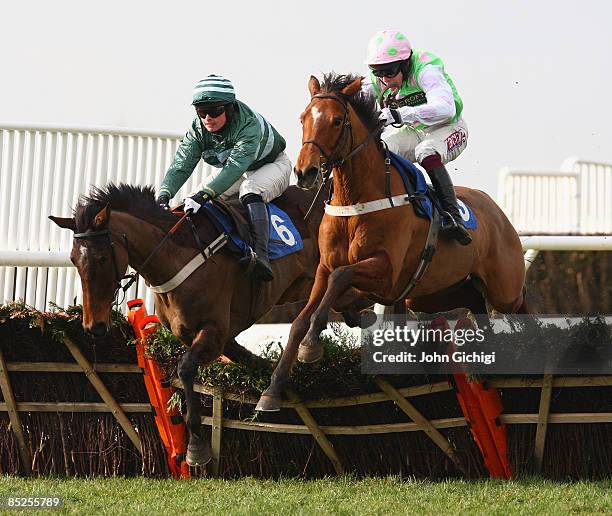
2, 0, 610, 196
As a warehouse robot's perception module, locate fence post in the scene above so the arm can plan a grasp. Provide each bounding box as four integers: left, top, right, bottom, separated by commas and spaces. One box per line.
210, 391, 223, 476
0, 350, 31, 475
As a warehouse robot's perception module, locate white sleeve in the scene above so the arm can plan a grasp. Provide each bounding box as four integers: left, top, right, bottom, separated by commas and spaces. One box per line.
360, 79, 378, 102
397, 65, 457, 126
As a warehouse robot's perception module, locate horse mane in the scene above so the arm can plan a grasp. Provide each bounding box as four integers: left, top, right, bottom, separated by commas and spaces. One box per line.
74, 183, 211, 247
320, 73, 381, 135
74, 183, 173, 231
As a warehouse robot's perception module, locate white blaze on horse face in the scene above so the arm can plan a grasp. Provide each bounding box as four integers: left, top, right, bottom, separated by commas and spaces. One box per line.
311, 105, 324, 124
78, 245, 88, 260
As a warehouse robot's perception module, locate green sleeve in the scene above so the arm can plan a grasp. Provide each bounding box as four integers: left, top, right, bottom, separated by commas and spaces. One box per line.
158, 121, 203, 199
369, 74, 382, 97
199, 124, 260, 197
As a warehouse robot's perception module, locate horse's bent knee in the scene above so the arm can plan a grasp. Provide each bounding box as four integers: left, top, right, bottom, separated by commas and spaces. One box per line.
328, 266, 352, 287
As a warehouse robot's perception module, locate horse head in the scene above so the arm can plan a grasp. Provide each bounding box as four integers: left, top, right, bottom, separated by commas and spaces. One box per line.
295, 74, 368, 190
50, 188, 136, 338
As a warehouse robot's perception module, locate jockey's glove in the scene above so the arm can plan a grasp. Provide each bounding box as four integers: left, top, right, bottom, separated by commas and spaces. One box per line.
157, 194, 170, 211
184, 191, 211, 214
379, 106, 416, 126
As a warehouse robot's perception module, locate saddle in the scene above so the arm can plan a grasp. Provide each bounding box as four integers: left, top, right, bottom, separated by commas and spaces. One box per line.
172, 188, 305, 262
388, 152, 477, 230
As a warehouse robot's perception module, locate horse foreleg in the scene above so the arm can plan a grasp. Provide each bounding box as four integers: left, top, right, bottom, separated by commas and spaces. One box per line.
177, 326, 223, 466
255, 265, 330, 412
223, 338, 271, 369
298, 255, 391, 363
338, 289, 377, 329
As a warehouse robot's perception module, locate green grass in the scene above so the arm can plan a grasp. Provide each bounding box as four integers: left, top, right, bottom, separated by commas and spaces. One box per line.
0, 476, 610, 515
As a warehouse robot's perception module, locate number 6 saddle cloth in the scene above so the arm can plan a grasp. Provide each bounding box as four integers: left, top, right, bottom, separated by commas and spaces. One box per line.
199, 190, 304, 261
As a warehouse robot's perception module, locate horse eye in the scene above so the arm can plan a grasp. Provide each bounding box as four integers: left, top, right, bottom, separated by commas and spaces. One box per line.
333, 117, 343, 127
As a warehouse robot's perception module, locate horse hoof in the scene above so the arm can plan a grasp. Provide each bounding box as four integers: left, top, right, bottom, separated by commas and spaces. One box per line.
359, 309, 377, 329
186, 441, 212, 467
255, 394, 282, 412
298, 341, 324, 363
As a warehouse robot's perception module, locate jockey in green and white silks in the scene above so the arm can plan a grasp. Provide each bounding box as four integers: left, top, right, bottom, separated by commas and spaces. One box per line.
157, 75, 292, 281
366, 30, 472, 245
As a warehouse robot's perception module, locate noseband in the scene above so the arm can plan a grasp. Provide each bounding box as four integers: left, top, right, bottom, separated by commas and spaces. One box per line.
302, 93, 385, 176
73, 229, 135, 305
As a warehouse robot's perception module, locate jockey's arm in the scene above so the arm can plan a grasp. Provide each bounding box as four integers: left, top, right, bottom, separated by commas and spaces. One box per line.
396, 65, 456, 126
159, 122, 203, 199
196, 127, 259, 198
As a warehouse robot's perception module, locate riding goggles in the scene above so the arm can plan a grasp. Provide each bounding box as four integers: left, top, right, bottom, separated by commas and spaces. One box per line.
370, 64, 402, 78
195, 104, 227, 118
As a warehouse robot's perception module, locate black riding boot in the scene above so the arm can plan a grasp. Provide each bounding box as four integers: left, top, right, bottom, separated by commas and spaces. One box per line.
427, 165, 472, 245
246, 201, 274, 282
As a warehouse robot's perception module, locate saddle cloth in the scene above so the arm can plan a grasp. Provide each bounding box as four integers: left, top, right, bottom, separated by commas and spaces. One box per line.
201, 199, 304, 260
389, 151, 477, 230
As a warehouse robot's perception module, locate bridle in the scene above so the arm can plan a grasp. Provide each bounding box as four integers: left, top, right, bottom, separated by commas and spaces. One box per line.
73, 229, 134, 306
302, 93, 383, 172
302, 93, 354, 173
72, 211, 215, 304
300, 92, 384, 220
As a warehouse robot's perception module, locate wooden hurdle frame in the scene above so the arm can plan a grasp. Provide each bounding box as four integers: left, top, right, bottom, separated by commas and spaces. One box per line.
1, 308, 611, 477
1, 354, 611, 476
171, 374, 612, 476
0, 335, 148, 475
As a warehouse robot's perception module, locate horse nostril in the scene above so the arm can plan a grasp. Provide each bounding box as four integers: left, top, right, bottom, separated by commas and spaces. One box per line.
296, 166, 320, 190
89, 322, 109, 339
305, 167, 319, 179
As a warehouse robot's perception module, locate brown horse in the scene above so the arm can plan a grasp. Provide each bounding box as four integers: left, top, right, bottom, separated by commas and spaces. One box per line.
49, 183, 369, 466
255, 74, 527, 411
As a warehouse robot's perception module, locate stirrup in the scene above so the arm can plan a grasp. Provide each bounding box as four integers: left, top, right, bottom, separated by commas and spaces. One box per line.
242, 247, 274, 281
239, 248, 258, 276
439, 211, 472, 245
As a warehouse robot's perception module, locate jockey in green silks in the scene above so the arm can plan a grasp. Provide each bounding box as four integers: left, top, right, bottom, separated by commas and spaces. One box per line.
157, 75, 292, 281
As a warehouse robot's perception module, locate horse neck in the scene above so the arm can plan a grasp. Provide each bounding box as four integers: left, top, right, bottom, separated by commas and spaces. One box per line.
331, 117, 387, 205
109, 211, 192, 284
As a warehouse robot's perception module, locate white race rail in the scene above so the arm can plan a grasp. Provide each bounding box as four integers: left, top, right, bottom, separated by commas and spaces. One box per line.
520, 235, 612, 271
520, 235, 612, 251
498, 158, 612, 235
0, 122, 214, 312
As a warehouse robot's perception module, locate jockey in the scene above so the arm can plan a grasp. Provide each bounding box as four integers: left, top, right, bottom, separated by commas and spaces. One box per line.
366, 30, 472, 245
157, 74, 292, 281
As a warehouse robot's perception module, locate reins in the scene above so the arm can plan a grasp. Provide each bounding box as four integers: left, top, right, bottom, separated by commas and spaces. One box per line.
73, 209, 221, 304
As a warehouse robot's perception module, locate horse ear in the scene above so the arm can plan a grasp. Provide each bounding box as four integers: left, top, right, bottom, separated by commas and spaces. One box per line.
341, 77, 363, 96
93, 204, 111, 229
308, 75, 321, 97
49, 216, 76, 232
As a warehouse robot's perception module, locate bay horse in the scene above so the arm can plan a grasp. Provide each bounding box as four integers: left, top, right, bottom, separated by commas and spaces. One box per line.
255, 74, 528, 411
50, 184, 370, 466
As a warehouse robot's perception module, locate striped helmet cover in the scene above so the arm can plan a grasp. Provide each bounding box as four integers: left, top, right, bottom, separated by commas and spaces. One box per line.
192, 75, 236, 105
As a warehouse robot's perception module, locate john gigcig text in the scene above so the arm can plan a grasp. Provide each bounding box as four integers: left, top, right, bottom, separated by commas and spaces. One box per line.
371, 326, 485, 347
371, 350, 496, 365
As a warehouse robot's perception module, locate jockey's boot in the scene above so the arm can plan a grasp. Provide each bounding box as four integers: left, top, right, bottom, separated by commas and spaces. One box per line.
427, 165, 472, 245
246, 201, 274, 282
